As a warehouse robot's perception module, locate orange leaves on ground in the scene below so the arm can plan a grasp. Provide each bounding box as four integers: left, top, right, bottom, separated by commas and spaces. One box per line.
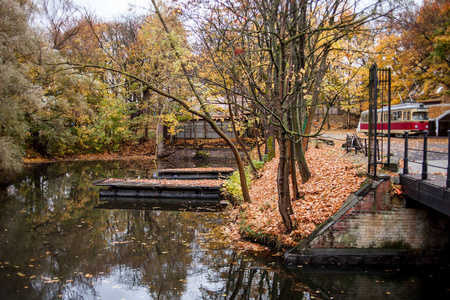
227, 143, 366, 249
104, 178, 223, 187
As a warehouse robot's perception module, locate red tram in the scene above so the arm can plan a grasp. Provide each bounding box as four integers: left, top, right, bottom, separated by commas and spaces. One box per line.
357, 102, 429, 136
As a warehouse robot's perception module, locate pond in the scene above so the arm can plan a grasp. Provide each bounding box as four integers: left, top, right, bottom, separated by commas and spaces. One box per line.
0, 157, 449, 299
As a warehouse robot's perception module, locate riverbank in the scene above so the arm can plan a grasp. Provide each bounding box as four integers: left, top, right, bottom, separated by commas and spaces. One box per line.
222, 140, 368, 253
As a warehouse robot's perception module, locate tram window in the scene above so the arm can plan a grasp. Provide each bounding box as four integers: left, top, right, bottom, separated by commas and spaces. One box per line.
407, 111, 411, 120
391, 112, 397, 121
412, 112, 429, 120
398, 111, 402, 120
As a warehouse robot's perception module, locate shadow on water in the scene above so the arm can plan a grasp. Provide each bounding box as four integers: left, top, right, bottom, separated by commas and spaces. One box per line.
95, 197, 228, 212
0, 159, 449, 299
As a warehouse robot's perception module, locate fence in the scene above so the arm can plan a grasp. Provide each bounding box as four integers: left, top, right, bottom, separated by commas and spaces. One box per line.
168, 120, 249, 140
403, 130, 450, 189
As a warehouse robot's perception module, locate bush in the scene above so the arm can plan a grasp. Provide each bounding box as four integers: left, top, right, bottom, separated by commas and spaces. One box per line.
221, 168, 251, 204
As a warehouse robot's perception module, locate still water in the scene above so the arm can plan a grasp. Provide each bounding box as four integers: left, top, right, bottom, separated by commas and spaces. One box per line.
0, 158, 449, 299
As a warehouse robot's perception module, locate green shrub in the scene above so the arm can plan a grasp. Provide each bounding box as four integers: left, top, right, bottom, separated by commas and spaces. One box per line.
221, 168, 251, 203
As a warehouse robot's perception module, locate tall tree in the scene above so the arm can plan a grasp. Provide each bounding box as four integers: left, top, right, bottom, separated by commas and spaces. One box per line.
0, 0, 43, 181
388, 0, 450, 99
187, 0, 385, 231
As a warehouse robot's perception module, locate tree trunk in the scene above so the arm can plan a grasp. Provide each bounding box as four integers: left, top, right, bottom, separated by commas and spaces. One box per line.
288, 111, 299, 199
292, 101, 311, 183
228, 102, 258, 176
207, 118, 251, 203
255, 121, 263, 161
289, 140, 299, 201
294, 138, 311, 183
276, 135, 293, 232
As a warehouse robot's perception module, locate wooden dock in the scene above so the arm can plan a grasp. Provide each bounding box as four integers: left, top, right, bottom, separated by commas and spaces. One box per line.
92, 168, 235, 202
153, 167, 234, 180
93, 178, 223, 200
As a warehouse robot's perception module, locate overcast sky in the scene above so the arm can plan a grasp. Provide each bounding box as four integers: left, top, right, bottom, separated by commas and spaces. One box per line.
73, 0, 151, 20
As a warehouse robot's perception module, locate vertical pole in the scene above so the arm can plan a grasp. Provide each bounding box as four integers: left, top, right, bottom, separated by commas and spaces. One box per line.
422, 131, 428, 180
387, 69, 391, 167
346, 135, 349, 153
447, 130, 450, 188
364, 139, 368, 156
403, 131, 409, 174
373, 66, 378, 179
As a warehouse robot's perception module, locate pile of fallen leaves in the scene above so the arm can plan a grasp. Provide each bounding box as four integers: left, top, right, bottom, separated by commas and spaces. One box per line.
103, 178, 223, 187
159, 167, 234, 173
224, 142, 366, 251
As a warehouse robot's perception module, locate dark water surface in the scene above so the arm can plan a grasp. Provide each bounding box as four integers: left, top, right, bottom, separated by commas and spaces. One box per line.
0, 158, 449, 299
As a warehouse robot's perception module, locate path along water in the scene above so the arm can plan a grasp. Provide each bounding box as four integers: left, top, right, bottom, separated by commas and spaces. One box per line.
0, 157, 449, 299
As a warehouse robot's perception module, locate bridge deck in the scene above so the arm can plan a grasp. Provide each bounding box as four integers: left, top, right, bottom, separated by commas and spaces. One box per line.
399, 174, 450, 216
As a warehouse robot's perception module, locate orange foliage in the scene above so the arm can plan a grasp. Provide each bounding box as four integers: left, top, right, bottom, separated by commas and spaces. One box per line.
226, 143, 366, 250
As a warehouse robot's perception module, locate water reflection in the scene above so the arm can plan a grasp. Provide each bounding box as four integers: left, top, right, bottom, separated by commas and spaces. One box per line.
0, 160, 449, 299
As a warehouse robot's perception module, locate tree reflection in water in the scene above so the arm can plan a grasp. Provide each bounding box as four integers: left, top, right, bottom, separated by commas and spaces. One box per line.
1, 160, 448, 299
0, 160, 304, 299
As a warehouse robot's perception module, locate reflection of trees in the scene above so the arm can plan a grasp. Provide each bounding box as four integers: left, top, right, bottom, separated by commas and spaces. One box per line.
0, 162, 115, 299
195, 247, 305, 299
0, 160, 219, 299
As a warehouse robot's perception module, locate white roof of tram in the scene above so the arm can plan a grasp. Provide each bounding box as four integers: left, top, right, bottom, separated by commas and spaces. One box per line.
361, 102, 427, 114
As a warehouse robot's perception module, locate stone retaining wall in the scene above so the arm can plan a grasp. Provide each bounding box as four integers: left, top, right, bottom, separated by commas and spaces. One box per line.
285, 179, 450, 265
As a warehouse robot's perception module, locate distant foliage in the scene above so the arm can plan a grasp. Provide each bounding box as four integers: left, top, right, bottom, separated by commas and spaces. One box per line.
0, 0, 43, 176
0, 138, 24, 181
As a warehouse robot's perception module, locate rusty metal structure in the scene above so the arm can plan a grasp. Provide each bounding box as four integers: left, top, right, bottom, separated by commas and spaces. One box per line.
368, 64, 391, 179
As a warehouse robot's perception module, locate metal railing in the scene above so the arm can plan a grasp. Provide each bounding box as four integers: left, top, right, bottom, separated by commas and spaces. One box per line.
403, 130, 450, 189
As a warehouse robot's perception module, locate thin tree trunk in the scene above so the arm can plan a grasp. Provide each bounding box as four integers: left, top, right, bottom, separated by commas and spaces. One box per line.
289, 139, 299, 201
255, 122, 263, 161
288, 111, 299, 200
276, 134, 293, 232
228, 102, 258, 176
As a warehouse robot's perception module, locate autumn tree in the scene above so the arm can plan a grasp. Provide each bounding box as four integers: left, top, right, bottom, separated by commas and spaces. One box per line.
385, 0, 450, 99
59, 1, 253, 202
186, 0, 386, 231
37, 0, 82, 51
0, 0, 43, 181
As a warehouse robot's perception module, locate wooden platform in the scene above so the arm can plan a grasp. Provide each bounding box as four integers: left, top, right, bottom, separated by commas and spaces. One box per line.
93, 178, 223, 200
153, 167, 234, 180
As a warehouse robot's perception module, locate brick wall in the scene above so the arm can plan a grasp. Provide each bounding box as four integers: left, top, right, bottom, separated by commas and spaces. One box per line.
307, 180, 450, 250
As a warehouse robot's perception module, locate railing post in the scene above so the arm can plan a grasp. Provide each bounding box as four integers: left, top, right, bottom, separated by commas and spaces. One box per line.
364, 139, 368, 156
447, 130, 450, 189
403, 131, 409, 174
346, 135, 349, 153
422, 131, 428, 180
